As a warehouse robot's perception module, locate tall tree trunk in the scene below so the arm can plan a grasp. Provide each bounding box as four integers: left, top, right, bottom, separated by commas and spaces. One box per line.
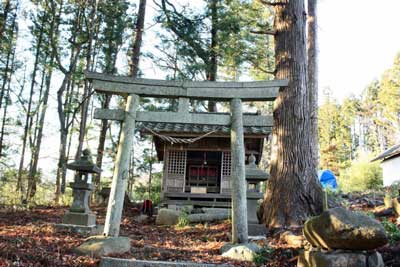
25, 63, 47, 202
0, 43, 11, 111
75, 0, 97, 159
0, 0, 10, 39
0, 50, 14, 158
26, 56, 54, 200
261, 0, 323, 228
126, 0, 147, 191
17, 24, 44, 201
104, 0, 146, 237
55, 75, 73, 200
52, 0, 83, 199
130, 0, 146, 77
307, 0, 319, 172
93, 95, 110, 197
93, 1, 124, 200
207, 0, 218, 112
0, 5, 16, 157
0, 2, 16, 111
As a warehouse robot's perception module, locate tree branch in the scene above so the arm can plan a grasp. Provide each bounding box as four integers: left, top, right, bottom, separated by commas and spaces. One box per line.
250, 29, 276, 35
155, 0, 210, 65
66, 89, 96, 130
259, 0, 287, 6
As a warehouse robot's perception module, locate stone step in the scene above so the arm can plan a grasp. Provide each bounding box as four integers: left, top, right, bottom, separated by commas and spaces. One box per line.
100, 257, 233, 267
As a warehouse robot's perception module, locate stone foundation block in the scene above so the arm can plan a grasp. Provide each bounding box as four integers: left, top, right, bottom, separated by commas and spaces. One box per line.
53, 223, 103, 236
62, 211, 96, 226
297, 250, 385, 267
100, 257, 233, 267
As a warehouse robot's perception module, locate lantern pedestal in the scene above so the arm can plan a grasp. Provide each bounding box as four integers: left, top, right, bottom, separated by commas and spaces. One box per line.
247, 193, 263, 224
62, 181, 96, 226
62, 212, 97, 227
245, 154, 269, 236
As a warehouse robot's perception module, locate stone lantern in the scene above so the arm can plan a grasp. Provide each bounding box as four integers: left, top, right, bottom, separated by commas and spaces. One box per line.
245, 154, 269, 225
62, 149, 101, 227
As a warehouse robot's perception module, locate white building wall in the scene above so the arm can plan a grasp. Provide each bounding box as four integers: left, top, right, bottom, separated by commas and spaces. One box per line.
382, 156, 400, 186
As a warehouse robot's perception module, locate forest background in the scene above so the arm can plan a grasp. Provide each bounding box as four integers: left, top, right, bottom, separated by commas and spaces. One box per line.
0, 0, 399, 205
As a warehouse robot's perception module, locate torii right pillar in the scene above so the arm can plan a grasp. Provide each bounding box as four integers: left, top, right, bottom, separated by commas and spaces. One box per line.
230, 98, 248, 244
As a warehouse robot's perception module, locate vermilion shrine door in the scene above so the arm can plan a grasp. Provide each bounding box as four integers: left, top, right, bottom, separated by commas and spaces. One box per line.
185, 151, 222, 193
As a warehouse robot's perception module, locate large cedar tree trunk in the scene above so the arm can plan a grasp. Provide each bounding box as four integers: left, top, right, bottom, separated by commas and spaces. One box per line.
206, 0, 218, 112
307, 0, 319, 171
261, 0, 323, 228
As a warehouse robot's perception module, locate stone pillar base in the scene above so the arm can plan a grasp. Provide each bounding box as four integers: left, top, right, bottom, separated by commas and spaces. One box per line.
247, 198, 259, 224
298, 249, 384, 267
53, 224, 103, 236
62, 211, 96, 226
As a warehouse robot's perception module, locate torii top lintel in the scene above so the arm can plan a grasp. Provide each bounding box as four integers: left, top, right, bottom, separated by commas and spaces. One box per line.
85, 71, 288, 101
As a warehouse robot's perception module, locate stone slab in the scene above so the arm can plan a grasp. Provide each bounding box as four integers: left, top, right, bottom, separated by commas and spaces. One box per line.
53, 223, 103, 236
100, 257, 233, 267
63, 211, 96, 226
298, 250, 367, 267
75, 236, 131, 257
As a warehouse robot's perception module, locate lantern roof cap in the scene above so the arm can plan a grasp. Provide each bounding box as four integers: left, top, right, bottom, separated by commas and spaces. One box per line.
67, 149, 102, 174
246, 154, 269, 181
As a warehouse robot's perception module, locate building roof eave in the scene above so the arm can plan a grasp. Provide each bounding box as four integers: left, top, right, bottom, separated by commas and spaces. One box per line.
371, 143, 400, 162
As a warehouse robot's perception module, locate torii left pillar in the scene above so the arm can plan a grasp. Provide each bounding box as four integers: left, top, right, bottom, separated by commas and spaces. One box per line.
104, 94, 140, 236
74, 94, 138, 256
230, 98, 248, 244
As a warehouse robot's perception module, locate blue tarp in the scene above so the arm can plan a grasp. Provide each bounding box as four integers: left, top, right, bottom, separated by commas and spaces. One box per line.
318, 170, 338, 190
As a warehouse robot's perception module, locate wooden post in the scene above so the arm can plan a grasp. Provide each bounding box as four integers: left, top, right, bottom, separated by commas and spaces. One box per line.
230, 98, 248, 244
104, 94, 139, 237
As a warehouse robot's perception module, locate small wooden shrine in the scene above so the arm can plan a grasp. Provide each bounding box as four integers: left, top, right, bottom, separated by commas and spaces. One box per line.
138, 113, 270, 209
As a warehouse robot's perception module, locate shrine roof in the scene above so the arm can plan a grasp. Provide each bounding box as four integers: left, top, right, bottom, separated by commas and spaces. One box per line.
137, 122, 271, 136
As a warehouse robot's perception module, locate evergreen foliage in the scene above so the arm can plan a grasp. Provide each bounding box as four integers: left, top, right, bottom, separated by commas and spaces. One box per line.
319, 54, 400, 189
0, 0, 398, 205
339, 153, 383, 192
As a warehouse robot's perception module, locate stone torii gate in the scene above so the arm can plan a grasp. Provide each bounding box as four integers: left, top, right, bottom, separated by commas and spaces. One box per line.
86, 71, 288, 244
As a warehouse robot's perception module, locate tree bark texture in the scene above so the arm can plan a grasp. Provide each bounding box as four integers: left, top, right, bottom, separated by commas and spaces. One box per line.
75, 0, 97, 160
53, 1, 82, 196
93, 95, 110, 200
207, 0, 218, 112
17, 24, 44, 200
0, 0, 10, 39
27, 57, 54, 200
0, 6, 16, 157
130, 0, 146, 77
230, 98, 248, 244
261, 0, 323, 228
307, 0, 319, 172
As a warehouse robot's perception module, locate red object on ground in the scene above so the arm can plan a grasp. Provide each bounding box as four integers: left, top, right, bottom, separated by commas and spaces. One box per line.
142, 199, 153, 216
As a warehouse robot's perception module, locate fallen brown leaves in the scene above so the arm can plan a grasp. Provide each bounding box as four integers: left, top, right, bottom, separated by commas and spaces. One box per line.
0, 206, 297, 267
0, 207, 98, 266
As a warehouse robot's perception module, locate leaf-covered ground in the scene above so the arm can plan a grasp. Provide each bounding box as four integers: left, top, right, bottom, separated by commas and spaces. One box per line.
1, 194, 399, 267
0, 205, 296, 267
